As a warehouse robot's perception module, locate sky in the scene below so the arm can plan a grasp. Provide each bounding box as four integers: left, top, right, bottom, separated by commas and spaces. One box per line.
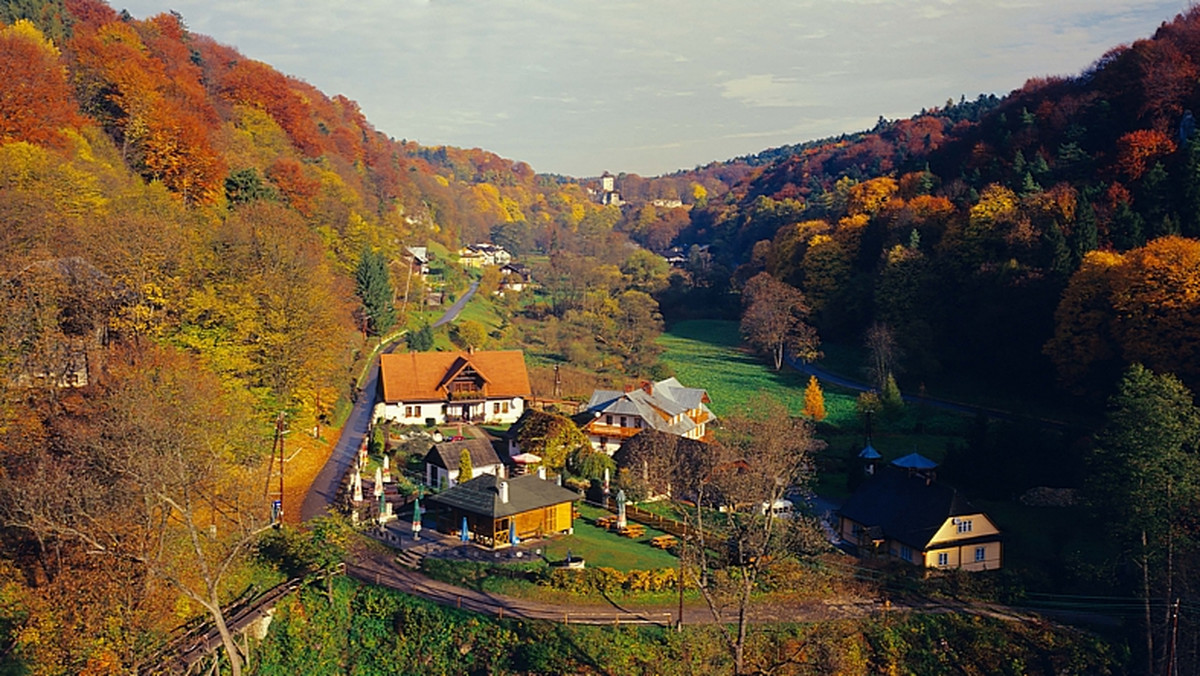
116, 0, 1191, 178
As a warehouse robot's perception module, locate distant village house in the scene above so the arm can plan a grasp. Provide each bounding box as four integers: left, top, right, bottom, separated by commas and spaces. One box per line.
582, 377, 715, 454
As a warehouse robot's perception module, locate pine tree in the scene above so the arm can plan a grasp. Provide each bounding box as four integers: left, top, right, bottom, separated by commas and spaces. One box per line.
354, 247, 396, 336
458, 448, 474, 482
803, 375, 827, 422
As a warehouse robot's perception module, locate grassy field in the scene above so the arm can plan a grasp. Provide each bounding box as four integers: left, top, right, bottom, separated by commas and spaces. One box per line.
538, 503, 679, 570
657, 320, 972, 504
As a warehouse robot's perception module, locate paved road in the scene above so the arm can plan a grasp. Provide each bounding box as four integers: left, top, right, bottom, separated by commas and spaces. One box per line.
785, 353, 1076, 432
300, 281, 479, 521
432, 280, 479, 328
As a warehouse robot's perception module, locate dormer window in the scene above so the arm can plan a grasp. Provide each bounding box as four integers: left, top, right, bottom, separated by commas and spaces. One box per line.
956, 519, 973, 534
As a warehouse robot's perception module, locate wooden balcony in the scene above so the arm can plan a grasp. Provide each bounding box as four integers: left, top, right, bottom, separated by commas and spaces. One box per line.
586, 423, 642, 440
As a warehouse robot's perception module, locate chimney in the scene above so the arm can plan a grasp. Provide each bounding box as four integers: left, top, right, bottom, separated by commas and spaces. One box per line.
641, 380, 652, 395
537, 466, 547, 480
499, 480, 509, 504
624, 383, 634, 393
466, 345, 474, 355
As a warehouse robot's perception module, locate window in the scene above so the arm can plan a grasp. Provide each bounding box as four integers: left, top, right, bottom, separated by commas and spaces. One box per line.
899, 545, 912, 562
937, 552, 949, 567
502, 401, 510, 413
605, 415, 613, 425
404, 405, 413, 417
956, 519, 973, 534
620, 416, 627, 427
975, 546, 986, 563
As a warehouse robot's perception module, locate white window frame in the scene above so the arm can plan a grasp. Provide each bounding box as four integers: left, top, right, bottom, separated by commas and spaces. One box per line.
937, 552, 949, 567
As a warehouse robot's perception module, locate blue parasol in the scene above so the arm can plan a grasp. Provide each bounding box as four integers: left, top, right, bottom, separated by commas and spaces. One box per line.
509, 519, 518, 546
461, 515, 469, 542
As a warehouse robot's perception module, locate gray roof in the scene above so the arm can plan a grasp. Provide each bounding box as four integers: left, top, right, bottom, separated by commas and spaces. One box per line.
428, 473, 579, 518
424, 437, 502, 470
839, 467, 988, 550
585, 378, 714, 437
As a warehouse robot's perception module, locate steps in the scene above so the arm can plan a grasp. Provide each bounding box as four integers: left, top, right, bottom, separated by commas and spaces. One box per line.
394, 549, 424, 570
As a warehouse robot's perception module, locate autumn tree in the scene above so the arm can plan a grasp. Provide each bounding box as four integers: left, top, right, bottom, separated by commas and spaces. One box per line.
802, 375, 826, 422
740, 272, 819, 371
863, 322, 901, 391
678, 394, 818, 675
451, 319, 488, 351
0, 344, 271, 676
458, 448, 474, 482
513, 410, 589, 471
0, 20, 79, 147
1087, 364, 1200, 675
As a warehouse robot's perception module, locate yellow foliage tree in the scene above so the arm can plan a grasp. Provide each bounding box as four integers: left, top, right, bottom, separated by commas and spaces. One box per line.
803, 375, 826, 421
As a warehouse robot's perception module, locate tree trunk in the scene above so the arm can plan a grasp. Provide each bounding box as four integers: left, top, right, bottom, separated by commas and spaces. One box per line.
209, 599, 244, 676
1143, 529, 1154, 676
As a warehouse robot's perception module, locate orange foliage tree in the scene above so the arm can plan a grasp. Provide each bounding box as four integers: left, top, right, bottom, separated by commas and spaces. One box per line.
0, 20, 80, 146
1114, 129, 1176, 181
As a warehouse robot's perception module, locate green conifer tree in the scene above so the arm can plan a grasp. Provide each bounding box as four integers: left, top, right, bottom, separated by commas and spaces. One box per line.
355, 247, 396, 336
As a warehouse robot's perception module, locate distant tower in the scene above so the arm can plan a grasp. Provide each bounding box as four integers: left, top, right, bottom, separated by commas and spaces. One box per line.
599, 171, 622, 206
601, 171, 615, 193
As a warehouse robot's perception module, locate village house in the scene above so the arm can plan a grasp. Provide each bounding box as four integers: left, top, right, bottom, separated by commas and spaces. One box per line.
838, 453, 1003, 571
378, 349, 530, 425
497, 262, 532, 295
457, 243, 512, 268
426, 473, 579, 548
405, 246, 430, 276
581, 377, 715, 454
423, 436, 505, 489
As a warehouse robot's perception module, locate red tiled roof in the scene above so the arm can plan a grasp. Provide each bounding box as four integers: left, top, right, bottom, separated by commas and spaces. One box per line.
379, 350, 531, 403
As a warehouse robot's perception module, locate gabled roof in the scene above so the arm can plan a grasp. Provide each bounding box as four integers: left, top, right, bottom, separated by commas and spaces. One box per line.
839, 466, 986, 550
429, 473, 579, 518
424, 437, 502, 471
584, 378, 714, 437
379, 350, 531, 403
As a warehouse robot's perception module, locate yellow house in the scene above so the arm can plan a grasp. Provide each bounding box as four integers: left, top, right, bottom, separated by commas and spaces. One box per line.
427, 473, 578, 548
838, 453, 1002, 572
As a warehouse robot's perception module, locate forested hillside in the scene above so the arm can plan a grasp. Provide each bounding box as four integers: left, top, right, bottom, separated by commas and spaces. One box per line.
0, 0, 677, 670
679, 8, 1200, 400
3, 0, 1200, 671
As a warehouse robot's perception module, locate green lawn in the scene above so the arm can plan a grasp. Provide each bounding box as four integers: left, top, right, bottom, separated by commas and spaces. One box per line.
537, 503, 679, 570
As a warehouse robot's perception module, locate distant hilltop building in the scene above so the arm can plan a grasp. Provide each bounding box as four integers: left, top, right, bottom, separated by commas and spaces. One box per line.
598, 171, 623, 206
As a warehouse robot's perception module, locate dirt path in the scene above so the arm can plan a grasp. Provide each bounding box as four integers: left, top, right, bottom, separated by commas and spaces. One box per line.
348, 547, 935, 627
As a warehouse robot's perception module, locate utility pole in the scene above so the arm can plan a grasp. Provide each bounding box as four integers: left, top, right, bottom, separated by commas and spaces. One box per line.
265, 412, 286, 524
1165, 598, 1180, 676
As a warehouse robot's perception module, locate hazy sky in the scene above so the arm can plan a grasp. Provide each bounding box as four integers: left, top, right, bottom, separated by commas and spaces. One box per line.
116, 0, 1189, 177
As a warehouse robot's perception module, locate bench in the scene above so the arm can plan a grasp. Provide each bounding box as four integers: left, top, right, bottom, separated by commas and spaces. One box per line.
618, 524, 645, 538
595, 515, 617, 529
649, 535, 677, 549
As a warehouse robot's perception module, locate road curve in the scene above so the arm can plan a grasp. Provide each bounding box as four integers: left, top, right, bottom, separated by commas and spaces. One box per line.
300, 280, 479, 521
432, 280, 479, 328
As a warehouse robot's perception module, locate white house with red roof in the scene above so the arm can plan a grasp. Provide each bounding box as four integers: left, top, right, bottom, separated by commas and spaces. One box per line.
378, 349, 531, 425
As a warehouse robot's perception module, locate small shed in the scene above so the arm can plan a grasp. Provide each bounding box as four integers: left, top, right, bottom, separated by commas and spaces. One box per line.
424, 437, 504, 489
427, 474, 579, 548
